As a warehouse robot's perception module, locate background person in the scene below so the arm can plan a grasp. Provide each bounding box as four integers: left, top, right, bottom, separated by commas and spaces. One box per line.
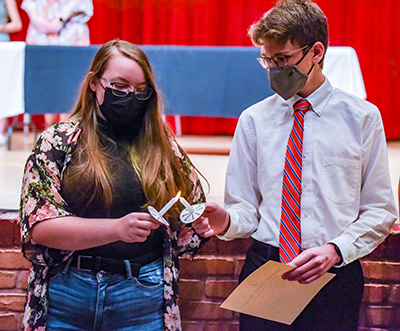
20, 39, 208, 331
21, 0, 94, 128
0, 0, 22, 41
0, 0, 22, 144
193, 0, 397, 330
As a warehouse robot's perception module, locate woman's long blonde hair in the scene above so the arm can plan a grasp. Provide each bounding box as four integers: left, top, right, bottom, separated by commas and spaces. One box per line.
64, 40, 200, 223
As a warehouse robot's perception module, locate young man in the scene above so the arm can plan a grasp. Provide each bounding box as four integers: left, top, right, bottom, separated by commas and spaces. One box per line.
193, 0, 397, 330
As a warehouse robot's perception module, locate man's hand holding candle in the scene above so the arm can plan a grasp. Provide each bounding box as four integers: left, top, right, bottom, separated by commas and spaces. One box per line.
192, 202, 230, 237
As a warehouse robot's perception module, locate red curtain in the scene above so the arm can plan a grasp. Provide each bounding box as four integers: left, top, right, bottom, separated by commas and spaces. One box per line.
10, 0, 400, 139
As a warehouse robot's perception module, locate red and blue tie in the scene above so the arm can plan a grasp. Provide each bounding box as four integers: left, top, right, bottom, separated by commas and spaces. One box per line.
279, 99, 311, 264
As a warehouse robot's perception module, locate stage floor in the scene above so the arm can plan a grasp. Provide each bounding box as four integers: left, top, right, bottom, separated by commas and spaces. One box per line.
1, 132, 399, 214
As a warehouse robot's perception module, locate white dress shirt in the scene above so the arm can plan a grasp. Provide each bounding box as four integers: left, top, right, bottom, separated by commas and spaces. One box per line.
222, 78, 397, 266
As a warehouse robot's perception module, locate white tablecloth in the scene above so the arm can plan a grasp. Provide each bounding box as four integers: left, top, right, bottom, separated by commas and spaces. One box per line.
0, 42, 25, 119
323, 46, 366, 99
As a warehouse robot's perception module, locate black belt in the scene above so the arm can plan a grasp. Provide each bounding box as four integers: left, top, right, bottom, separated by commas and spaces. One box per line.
71, 248, 162, 276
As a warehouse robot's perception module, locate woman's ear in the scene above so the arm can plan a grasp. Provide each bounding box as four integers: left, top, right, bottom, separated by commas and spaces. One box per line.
88, 72, 97, 93
312, 42, 325, 65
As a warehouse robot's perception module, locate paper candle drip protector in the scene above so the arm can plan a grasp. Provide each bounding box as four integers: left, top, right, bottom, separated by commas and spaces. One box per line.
147, 192, 205, 226
179, 197, 205, 224
148, 191, 181, 226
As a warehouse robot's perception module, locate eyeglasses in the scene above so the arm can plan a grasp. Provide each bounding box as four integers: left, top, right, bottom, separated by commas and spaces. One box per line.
257, 44, 312, 70
101, 76, 153, 100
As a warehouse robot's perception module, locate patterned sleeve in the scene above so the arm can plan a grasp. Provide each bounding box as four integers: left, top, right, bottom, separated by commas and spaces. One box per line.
20, 122, 80, 262
170, 140, 209, 257
64, 0, 93, 24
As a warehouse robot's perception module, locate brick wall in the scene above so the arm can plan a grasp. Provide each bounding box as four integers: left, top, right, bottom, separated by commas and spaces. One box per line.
1, 212, 400, 331
0, 213, 30, 331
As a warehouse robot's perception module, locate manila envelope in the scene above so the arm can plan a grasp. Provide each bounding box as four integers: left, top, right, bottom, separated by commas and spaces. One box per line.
220, 260, 335, 325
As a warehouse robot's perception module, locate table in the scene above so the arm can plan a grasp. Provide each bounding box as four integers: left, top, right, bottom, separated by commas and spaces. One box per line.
1, 43, 366, 125
23, 45, 274, 118
0, 42, 25, 119
323, 46, 366, 99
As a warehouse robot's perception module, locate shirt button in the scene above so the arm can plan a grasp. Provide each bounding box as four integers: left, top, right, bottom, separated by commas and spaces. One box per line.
304, 212, 309, 218
303, 182, 308, 188
303, 153, 307, 159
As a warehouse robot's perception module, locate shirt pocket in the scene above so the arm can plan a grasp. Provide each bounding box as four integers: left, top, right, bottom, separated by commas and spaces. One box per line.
323, 156, 361, 204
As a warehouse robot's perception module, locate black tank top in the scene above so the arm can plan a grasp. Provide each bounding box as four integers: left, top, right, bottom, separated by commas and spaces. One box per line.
61, 118, 163, 260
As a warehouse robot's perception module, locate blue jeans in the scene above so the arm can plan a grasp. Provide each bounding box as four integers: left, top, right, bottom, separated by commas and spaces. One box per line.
47, 258, 164, 331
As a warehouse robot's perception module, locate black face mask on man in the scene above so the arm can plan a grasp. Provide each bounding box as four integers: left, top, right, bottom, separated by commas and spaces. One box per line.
269, 45, 315, 100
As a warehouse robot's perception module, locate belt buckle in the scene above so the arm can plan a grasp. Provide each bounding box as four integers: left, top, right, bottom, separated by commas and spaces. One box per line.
76, 255, 93, 272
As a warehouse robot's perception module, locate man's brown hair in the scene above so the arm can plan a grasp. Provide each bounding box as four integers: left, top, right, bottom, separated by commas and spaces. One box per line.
249, 0, 328, 62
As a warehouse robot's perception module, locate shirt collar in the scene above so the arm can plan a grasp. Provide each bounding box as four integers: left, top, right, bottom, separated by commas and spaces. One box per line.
286, 77, 332, 116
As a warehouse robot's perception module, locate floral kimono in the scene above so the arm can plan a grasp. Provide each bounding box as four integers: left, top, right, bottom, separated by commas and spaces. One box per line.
20, 121, 208, 331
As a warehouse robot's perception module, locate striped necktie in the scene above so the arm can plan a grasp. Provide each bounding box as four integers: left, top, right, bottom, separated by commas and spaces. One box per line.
279, 99, 311, 264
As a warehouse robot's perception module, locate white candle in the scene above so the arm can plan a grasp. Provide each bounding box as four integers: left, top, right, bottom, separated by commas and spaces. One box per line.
159, 191, 181, 216
179, 197, 194, 213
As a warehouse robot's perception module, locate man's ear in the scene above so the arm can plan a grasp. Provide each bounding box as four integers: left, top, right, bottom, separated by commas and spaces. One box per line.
312, 42, 325, 65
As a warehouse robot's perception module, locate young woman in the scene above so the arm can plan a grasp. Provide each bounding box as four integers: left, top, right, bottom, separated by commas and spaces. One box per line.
21, 0, 94, 127
20, 39, 208, 331
0, 0, 22, 144
0, 0, 22, 41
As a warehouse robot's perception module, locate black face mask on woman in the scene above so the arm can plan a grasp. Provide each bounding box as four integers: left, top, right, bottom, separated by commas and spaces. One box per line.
98, 87, 150, 142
